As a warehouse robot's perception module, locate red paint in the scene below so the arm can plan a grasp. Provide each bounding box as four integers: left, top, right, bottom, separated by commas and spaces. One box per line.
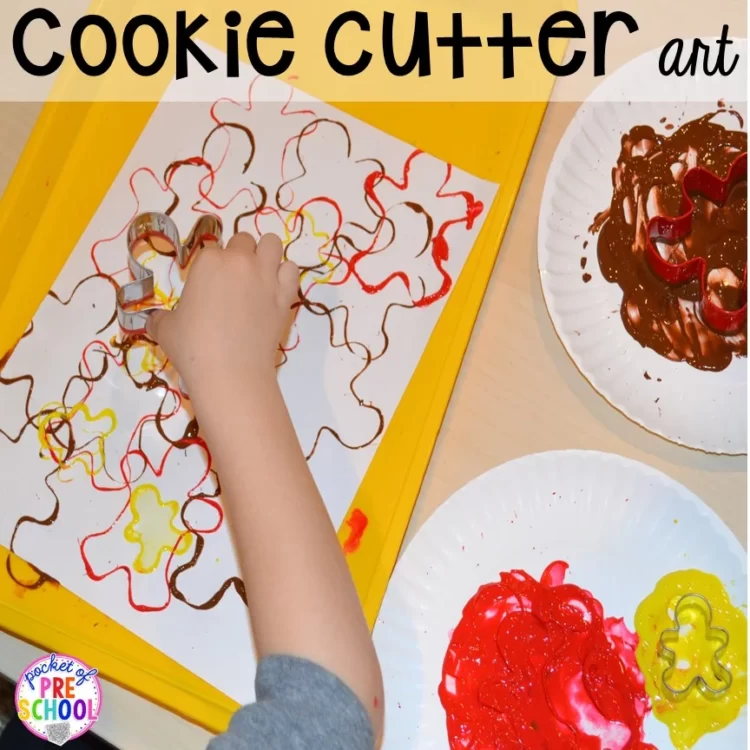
342, 509, 368, 555
439, 561, 655, 750
343, 150, 484, 306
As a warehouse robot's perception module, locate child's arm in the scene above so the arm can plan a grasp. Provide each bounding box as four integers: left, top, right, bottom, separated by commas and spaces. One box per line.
147, 232, 384, 743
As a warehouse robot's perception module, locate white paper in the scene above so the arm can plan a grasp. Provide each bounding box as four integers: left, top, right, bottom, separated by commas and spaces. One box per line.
0, 47, 498, 702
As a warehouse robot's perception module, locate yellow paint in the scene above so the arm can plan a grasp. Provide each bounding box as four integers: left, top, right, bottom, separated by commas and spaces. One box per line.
281, 208, 337, 285
123, 485, 192, 574
118, 334, 168, 380
635, 570, 747, 749
37, 402, 116, 478
134, 339, 165, 378
128, 249, 180, 312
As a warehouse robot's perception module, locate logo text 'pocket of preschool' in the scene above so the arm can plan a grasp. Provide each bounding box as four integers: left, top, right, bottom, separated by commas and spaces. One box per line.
15, 653, 102, 743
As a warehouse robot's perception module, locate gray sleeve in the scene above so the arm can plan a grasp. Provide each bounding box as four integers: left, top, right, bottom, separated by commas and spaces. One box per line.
207, 655, 374, 750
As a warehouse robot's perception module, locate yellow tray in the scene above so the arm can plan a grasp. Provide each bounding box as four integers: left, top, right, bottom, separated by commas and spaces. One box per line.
0, 27, 551, 732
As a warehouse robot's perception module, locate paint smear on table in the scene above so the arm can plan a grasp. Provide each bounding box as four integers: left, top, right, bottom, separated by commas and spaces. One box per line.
342, 509, 369, 555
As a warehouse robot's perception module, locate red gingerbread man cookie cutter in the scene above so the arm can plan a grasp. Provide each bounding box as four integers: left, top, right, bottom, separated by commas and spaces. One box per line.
645, 151, 747, 334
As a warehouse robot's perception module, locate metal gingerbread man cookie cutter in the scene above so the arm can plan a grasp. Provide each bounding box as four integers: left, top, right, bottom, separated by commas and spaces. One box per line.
658, 592, 733, 699
116, 212, 224, 335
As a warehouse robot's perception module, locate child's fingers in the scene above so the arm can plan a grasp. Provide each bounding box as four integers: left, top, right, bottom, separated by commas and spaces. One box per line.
146, 309, 170, 347
225, 231, 257, 254
257, 234, 284, 281
278, 259, 300, 307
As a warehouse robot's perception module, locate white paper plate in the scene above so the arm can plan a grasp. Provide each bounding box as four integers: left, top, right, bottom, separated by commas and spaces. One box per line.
538, 40, 748, 454
373, 451, 746, 749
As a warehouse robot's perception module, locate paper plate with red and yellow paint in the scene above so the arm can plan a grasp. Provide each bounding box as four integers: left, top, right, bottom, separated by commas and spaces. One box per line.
372, 451, 746, 749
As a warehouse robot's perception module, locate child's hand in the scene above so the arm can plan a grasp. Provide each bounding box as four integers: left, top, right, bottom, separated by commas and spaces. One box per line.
146, 232, 299, 392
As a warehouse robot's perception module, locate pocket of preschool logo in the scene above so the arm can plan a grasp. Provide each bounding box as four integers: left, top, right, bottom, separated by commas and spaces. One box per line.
15, 654, 101, 745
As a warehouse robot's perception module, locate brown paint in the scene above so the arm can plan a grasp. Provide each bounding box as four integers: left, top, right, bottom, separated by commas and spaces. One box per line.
591, 111, 747, 371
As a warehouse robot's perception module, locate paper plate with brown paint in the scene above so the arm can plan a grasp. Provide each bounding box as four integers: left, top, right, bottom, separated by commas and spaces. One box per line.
538, 40, 747, 454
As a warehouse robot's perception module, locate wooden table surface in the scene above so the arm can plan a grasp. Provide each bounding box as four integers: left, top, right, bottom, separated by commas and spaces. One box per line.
0, 101, 745, 749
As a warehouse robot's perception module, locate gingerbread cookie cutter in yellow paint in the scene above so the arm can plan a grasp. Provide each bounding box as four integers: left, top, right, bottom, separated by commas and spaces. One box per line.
658, 593, 733, 699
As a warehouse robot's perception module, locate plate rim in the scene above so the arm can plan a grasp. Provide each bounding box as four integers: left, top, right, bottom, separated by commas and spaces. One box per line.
384, 449, 746, 585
